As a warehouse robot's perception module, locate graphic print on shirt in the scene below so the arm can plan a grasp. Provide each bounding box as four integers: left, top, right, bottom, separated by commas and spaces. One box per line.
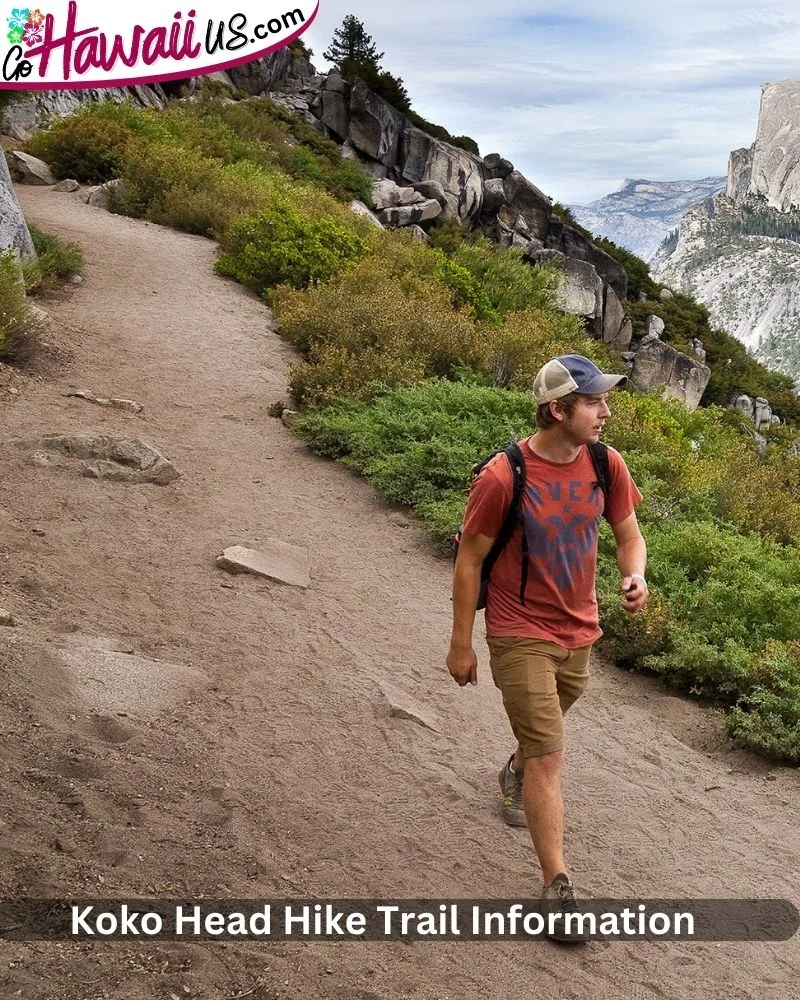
521, 479, 604, 590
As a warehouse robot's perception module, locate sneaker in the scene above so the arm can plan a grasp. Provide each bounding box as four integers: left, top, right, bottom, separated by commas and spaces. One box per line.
498, 755, 526, 827
540, 873, 589, 943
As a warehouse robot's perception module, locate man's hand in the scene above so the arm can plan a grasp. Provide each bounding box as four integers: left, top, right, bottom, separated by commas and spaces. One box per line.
447, 644, 478, 686
620, 574, 648, 613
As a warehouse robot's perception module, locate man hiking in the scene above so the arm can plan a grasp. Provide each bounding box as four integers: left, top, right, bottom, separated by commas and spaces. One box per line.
446, 354, 648, 939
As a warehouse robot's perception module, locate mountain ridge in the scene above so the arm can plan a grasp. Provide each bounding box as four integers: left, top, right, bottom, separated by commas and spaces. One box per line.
570, 176, 726, 261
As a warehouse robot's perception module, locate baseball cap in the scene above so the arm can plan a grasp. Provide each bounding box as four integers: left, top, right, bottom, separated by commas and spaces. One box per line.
532, 354, 626, 405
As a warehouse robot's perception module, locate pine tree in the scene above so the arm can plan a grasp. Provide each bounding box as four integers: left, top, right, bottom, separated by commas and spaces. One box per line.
323, 14, 384, 69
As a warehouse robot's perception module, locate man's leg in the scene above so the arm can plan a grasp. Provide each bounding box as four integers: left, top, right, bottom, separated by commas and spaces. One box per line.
522, 750, 565, 885
488, 638, 565, 840
526, 645, 590, 880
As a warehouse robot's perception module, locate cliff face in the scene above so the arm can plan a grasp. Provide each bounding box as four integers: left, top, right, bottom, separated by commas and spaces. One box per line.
749, 79, 800, 213
0, 148, 34, 258
654, 77, 800, 385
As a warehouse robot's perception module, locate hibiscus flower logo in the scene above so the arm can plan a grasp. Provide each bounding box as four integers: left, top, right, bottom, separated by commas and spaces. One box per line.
6, 7, 30, 31
27, 7, 44, 25
22, 19, 41, 44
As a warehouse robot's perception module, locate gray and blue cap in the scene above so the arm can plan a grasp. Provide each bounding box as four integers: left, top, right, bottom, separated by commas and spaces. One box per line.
532, 354, 626, 405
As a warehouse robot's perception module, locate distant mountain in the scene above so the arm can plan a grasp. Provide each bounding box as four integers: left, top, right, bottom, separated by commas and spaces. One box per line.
570, 177, 726, 261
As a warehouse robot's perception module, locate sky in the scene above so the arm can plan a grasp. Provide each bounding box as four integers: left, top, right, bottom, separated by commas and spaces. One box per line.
302, 1, 800, 204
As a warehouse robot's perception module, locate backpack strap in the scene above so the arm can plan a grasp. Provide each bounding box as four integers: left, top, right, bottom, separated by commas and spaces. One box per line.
481, 441, 526, 603
587, 441, 611, 514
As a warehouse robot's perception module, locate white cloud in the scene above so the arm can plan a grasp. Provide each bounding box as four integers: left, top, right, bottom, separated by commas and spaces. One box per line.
302, 1, 800, 202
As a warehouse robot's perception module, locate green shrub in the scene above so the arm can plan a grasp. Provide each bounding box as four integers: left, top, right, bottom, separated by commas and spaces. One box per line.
427, 217, 473, 254
216, 203, 369, 299
26, 112, 131, 182
22, 225, 84, 293
0, 251, 33, 361
214, 98, 373, 203
443, 240, 561, 322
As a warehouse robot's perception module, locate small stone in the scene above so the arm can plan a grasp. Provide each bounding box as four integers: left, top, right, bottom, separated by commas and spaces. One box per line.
217, 542, 310, 589
32, 528, 46, 537
65, 390, 144, 414
0, 609, 16, 627
54, 178, 80, 193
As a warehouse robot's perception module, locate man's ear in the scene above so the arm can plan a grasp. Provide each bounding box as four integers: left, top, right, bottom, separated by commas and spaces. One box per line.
550, 400, 564, 422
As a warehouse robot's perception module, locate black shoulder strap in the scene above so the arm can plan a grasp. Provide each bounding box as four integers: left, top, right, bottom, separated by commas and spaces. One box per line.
481, 442, 526, 597
587, 441, 611, 513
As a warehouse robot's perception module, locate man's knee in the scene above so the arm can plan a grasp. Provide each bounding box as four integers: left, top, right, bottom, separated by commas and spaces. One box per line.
524, 749, 563, 783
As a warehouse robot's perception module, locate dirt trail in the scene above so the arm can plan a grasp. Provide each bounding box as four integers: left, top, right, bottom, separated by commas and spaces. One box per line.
0, 186, 797, 999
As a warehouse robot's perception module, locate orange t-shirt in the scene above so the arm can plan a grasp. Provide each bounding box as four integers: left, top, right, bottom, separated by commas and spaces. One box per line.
461, 438, 642, 647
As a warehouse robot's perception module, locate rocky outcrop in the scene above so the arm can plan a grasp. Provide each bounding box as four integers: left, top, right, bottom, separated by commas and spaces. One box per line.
730, 394, 781, 432
655, 79, 800, 383
349, 79, 406, 168
545, 219, 627, 300
493, 171, 550, 241
727, 146, 754, 204
399, 127, 484, 222
630, 334, 711, 410
228, 47, 294, 95
749, 78, 800, 213
310, 72, 349, 141
602, 287, 632, 352
0, 150, 34, 258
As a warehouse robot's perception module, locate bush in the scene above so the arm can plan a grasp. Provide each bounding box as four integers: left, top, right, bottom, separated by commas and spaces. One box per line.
275, 248, 483, 405
216, 203, 369, 299
214, 98, 373, 203
23, 225, 84, 292
26, 112, 132, 182
0, 251, 33, 361
443, 240, 561, 322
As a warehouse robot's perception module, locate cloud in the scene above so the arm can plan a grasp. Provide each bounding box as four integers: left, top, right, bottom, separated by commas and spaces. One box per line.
302, 2, 800, 203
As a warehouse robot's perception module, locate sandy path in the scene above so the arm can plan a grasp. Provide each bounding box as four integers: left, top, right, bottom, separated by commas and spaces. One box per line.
0, 186, 797, 999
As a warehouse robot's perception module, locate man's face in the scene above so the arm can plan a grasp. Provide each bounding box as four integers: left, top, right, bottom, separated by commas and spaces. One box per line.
560, 393, 612, 444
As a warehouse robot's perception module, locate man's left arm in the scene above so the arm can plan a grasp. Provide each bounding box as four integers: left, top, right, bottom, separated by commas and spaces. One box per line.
610, 511, 648, 613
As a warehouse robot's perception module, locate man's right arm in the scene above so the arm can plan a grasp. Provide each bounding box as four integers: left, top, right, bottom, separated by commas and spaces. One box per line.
447, 531, 495, 686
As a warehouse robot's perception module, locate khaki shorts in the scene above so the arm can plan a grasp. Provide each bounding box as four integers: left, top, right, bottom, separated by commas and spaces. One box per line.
487, 637, 592, 758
